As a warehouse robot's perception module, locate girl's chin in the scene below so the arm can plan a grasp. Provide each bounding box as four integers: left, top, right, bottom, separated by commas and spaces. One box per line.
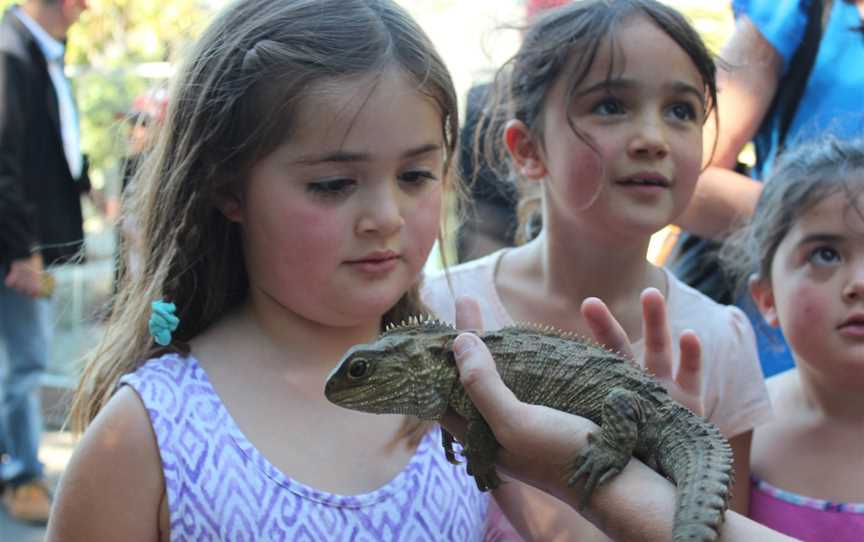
341, 292, 413, 319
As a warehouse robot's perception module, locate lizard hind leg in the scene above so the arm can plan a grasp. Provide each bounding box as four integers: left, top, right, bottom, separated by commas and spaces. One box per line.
463, 418, 503, 492
566, 388, 644, 509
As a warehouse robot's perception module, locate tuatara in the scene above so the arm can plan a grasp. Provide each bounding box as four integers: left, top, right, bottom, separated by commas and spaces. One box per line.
325, 318, 733, 542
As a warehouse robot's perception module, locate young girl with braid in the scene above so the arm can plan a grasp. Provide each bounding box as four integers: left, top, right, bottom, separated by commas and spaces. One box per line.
48, 1, 489, 538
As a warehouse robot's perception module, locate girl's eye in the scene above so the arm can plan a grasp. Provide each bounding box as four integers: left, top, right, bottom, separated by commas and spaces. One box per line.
307, 178, 355, 197
399, 170, 438, 186
808, 246, 841, 266
591, 98, 625, 116
668, 103, 697, 122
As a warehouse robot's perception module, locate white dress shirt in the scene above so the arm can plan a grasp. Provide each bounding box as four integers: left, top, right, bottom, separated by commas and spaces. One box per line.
14, 7, 83, 180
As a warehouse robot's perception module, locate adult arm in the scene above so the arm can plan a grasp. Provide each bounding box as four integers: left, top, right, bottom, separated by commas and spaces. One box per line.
46, 387, 167, 541
453, 293, 706, 540
444, 329, 797, 541
674, 16, 782, 239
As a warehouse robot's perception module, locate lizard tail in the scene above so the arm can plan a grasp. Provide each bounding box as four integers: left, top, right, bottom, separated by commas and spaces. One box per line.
657, 416, 735, 542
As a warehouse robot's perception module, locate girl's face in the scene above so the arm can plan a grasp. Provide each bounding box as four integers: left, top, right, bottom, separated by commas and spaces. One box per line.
516, 15, 705, 243
227, 69, 445, 328
751, 189, 864, 377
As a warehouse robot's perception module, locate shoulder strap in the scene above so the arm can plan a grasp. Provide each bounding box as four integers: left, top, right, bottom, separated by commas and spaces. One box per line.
769, 0, 834, 155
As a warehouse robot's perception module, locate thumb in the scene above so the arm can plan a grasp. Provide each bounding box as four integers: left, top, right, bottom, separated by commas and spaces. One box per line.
453, 333, 519, 428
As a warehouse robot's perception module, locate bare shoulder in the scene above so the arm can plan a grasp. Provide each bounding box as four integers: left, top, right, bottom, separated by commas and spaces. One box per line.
47, 386, 165, 541
751, 370, 800, 469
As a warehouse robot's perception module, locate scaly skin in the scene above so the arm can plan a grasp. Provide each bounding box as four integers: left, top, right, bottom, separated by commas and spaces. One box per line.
325, 319, 734, 542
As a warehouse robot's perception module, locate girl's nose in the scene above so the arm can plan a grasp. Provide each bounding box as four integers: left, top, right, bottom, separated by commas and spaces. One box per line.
843, 270, 864, 301
628, 118, 670, 160
356, 184, 405, 236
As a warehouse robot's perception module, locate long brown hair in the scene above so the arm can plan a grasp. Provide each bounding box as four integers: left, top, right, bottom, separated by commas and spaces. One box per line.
71, 0, 460, 433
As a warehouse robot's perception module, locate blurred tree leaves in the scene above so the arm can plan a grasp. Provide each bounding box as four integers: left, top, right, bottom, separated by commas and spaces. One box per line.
0, 0, 733, 195
0, 0, 215, 193
665, 1, 734, 53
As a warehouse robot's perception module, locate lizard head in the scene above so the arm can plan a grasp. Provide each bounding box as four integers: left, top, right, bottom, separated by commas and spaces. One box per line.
324, 318, 460, 420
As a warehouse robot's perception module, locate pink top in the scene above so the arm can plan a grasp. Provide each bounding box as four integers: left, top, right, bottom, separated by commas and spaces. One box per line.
750, 476, 864, 542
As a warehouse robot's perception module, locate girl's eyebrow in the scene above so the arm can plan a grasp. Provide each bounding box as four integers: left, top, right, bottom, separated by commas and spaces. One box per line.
295, 143, 442, 166
796, 232, 846, 246
576, 78, 705, 108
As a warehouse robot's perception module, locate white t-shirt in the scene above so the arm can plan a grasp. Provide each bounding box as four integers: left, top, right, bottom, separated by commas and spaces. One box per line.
421, 250, 773, 439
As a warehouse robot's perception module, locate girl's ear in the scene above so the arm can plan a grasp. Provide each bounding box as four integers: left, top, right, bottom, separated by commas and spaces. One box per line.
218, 196, 244, 224
503, 119, 546, 181
748, 274, 779, 327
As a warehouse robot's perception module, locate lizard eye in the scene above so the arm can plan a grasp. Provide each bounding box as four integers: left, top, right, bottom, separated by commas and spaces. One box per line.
348, 358, 371, 379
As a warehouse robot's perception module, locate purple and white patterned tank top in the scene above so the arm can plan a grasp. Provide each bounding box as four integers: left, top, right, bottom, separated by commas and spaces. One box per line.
120, 353, 490, 541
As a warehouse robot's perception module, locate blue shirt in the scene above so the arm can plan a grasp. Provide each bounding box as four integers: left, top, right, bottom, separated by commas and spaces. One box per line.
734, 0, 864, 178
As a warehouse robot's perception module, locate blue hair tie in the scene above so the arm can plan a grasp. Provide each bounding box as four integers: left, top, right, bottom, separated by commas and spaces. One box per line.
149, 300, 179, 346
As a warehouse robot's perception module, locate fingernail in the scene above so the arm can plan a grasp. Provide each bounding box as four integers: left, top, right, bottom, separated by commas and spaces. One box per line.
453, 333, 479, 360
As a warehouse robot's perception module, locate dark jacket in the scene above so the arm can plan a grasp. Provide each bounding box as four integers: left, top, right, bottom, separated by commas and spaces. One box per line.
0, 6, 89, 268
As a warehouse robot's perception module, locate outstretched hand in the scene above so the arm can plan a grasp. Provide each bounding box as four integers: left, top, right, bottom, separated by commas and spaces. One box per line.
581, 288, 704, 415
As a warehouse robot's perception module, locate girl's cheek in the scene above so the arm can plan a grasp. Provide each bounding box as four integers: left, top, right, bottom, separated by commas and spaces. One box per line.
398, 188, 441, 257
559, 148, 604, 211
415, 192, 443, 243
784, 282, 828, 337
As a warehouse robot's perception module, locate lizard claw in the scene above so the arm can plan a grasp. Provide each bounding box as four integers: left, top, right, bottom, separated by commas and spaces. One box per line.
470, 468, 502, 492
466, 454, 501, 492
567, 432, 628, 509
441, 429, 462, 465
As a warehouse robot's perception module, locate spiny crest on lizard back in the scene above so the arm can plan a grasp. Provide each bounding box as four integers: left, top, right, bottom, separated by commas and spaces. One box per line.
504, 322, 642, 372
381, 316, 456, 338
509, 321, 589, 342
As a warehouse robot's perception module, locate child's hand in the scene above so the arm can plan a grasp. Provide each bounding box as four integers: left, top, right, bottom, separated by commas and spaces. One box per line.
581, 288, 704, 416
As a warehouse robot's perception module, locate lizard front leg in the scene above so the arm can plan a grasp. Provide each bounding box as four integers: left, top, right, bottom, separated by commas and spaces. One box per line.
568, 387, 647, 509
441, 428, 460, 465
463, 417, 502, 492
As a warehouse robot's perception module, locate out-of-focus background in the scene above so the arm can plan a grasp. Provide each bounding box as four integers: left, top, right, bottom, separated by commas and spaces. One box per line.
0, 1, 733, 538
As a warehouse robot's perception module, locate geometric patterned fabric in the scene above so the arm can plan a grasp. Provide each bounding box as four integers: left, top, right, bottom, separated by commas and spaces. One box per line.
121, 354, 490, 541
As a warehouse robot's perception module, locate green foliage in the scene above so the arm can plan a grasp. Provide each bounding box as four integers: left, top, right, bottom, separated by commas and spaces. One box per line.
1, 0, 734, 195
666, 1, 735, 53
1, 0, 214, 193
71, 0, 214, 193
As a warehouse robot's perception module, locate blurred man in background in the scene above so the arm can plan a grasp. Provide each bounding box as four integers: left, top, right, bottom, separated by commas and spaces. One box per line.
0, 0, 88, 523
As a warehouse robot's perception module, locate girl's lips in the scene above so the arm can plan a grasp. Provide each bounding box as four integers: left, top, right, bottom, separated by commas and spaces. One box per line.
615, 174, 671, 196
616, 172, 671, 187
838, 318, 864, 338
346, 255, 400, 274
